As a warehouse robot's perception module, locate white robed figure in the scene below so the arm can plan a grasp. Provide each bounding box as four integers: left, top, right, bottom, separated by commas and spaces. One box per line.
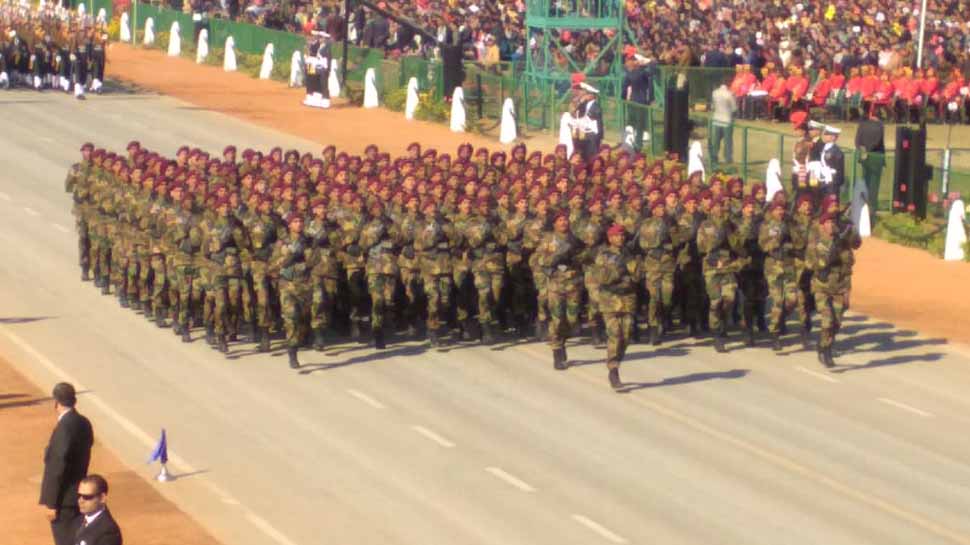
404, 77, 419, 120
224, 36, 237, 72
450, 86, 466, 132
558, 112, 574, 158
499, 98, 516, 144
167, 21, 181, 56
259, 43, 274, 80
363, 67, 379, 108
765, 158, 783, 202
196, 29, 209, 64
687, 140, 705, 179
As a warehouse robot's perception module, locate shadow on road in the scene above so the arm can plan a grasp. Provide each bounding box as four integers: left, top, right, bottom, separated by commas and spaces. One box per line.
617, 369, 750, 393
297, 344, 428, 374
0, 316, 55, 324
0, 395, 52, 410
832, 352, 946, 373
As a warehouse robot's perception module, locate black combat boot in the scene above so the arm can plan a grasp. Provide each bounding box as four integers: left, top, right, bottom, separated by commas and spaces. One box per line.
608, 368, 622, 390
217, 335, 228, 354
481, 322, 495, 345
313, 328, 326, 351
100, 281, 110, 295
287, 347, 300, 369
246, 320, 258, 342
130, 299, 141, 311
771, 333, 783, 352
745, 326, 756, 347
649, 326, 661, 346
181, 323, 191, 343
823, 346, 836, 368
535, 319, 548, 342
552, 347, 568, 370
756, 302, 768, 333
155, 306, 167, 328
118, 292, 129, 308
688, 320, 699, 339
205, 324, 215, 346
81, 270, 90, 282
713, 324, 728, 353
350, 320, 362, 342
373, 327, 386, 350
258, 328, 271, 353
428, 328, 440, 348
632, 317, 641, 342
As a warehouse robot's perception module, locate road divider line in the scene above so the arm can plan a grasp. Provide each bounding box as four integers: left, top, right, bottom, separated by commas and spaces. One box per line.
411, 425, 456, 448
52, 223, 70, 233
244, 513, 301, 545
795, 365, 839, 383
485, 466, 536, 492
878, 397, 934, 417
571, 514, 628, 544
346, 388, 386, 409
23, 207, 39, 216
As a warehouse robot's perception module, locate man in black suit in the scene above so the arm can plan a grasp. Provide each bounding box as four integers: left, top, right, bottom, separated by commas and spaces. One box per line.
40, 382, 94, 545
72, 474, 123, 545
855, 109, 885, 225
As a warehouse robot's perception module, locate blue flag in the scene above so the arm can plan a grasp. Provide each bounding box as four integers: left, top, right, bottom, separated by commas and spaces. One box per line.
148, 429, 168, 464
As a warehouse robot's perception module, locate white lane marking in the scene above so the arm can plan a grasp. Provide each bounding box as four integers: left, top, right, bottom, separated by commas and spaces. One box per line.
53, 223, 70, 233
571, 514, 629, 544
23, 207, 39, 216
245, 513, 301, 545
0, 192, 10, 201
562, 370, 970, 545
0, 327, 301, 545
411, 425, 456, 448
795, 365, 839, 383
485, 467, 536, 492
346, 388, 386, 409
878, 397, 934, 417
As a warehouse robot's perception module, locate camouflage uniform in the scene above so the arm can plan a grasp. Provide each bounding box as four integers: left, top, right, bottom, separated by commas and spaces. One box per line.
758, 213, 800, 345
338, 207, 368, 338
242, 207, 278, 348
573, 210, 607, 343
535, 227, 583, 355
595, 243, 640, 371
393, 208, 424, 335
414, 211, 455, 345
466, 213, 506, 340
696, 210, 741, 350
272, 230, 312, 353
305, 213, 340, 347
169, 200, 202, 338
638, 212, 678, 340
806, 222, 852, 366
64, 158, 92, 279
361, 215, 399, 345
503, 208, 533, 335
732, 209, 767, 344
675, 208, 706, 335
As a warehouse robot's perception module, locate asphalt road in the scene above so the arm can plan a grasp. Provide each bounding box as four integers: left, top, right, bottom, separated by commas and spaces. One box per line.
2, 89, 970, 545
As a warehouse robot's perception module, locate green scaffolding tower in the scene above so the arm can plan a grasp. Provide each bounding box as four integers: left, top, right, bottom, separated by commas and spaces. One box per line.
522, 0, 626, 131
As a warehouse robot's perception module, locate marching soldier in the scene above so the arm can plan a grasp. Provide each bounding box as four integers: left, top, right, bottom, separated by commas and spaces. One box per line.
414, 200, 456, 348
273, 213, 312, 368
361, 202, 398, 349
758, 201, 799, 351
536, 213, 583, 370
696, 197, 742, 353
595, 224, 641, 390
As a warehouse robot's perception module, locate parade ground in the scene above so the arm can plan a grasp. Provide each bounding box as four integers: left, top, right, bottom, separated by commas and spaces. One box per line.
2, 43, 970, 545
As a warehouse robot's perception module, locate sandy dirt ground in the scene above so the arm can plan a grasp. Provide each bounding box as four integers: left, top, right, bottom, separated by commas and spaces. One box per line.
106, 44, 970, 346
0, 358, 222, 545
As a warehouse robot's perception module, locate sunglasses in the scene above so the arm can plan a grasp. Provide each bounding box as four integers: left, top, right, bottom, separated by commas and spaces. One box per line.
78, 493, 100, 501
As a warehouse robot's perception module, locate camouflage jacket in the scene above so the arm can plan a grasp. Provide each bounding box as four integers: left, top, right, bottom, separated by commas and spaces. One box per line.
360, 217, 399, 276
638, 216, 678, 273
594, 245, 640, 314
414, 214, 455, 276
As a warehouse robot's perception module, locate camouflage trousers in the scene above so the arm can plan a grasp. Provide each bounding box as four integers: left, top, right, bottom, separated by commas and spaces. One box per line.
453, 268, 474, 323
134, 251, 151, 302
738, 270, 767, 327
421, 273, 452, 331
797, 266, 815, 322
75, 217, 90, 273
310, 274, 339, 330
367, 273, 397, 330
209, 274, 244, 336
345, 269, 368, 324
584, 271, 601, 321
472, 270, 503, 325
677, 263, 705, 326
110, 239, 128, 291
766, 272, 800, 333
604, 312, 634, 369
173, 265, 198, 327
399, 268, 423, 324
506, 260, 533, 322
644, 269, 674, 328
279, 279, 311, 348
547, 278, 582, 350
705, 272, 737, 332
149, 254, 168, 310
533, 270, 550, 323
814, 289, 846, 349
250, 261, 273, 329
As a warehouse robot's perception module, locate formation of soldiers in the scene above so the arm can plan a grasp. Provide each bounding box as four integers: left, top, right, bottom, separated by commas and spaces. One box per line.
64, 139, 860, 391
0, 3, 108, 97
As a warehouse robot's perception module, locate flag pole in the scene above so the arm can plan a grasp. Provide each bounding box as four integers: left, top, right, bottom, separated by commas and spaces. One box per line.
155, 463, 173, 482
